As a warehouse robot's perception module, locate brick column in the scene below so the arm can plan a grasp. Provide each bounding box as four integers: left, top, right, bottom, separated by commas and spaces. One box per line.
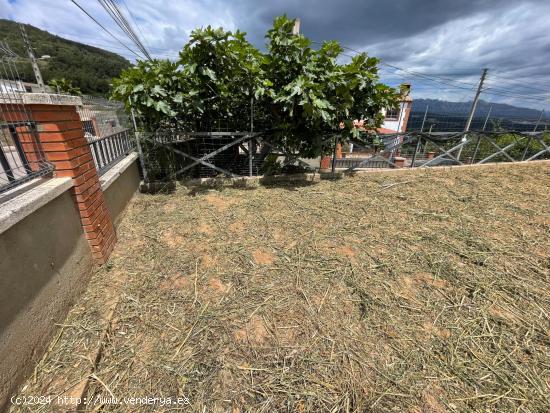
393, 156, 406, 168
320, 155, 331, 170
28, 104, 116, 264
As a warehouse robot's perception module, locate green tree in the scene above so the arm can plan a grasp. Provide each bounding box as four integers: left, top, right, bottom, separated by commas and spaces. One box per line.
112, 15, 399, 157
261, 16, 398, 157
48, 78, 81, 95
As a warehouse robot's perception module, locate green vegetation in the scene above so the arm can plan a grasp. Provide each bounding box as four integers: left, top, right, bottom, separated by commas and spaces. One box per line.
0, 19, 130, 95
112, 15, 399, 157
474, 132, 550, 161
48, 78, 81, 95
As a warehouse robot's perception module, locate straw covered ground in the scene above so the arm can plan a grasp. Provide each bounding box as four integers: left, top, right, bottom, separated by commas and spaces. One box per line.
10, 162, 550, 413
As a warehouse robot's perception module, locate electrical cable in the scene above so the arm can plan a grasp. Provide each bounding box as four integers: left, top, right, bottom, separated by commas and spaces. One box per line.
69, 0, 144, 59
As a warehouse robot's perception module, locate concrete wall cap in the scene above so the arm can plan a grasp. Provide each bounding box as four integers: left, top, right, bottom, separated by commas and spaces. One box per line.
0, 93, 82, 106
99, 152, 139, 191
22, 93, 83, 106
0, 177, 73, 234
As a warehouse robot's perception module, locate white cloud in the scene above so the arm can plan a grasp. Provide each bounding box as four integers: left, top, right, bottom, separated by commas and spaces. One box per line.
1, 0, 549, 109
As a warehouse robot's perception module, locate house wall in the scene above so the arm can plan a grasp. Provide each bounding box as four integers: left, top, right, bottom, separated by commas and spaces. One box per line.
382, 100, 413, 133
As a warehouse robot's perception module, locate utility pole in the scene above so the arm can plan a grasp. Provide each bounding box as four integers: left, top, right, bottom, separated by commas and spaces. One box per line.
464, 69, 488, 133
20, 24, 45, 93
458, 68, 488, 161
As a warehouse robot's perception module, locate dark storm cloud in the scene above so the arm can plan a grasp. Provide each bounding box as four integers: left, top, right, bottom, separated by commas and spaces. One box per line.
232, 0, 522, 47
226, 0, 550, 108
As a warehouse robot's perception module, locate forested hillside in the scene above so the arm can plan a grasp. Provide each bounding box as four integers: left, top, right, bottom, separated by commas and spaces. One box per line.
0, 19, 130, 95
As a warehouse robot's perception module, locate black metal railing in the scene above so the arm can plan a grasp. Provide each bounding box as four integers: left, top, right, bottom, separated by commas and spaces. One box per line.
0, 121, 53, 194
88, 129, 135, 175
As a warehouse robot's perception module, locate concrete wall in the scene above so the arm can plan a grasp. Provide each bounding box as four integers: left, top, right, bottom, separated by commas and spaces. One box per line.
0, 185, 93, 410
0, 153, 140, 409
101, 153, 140, 226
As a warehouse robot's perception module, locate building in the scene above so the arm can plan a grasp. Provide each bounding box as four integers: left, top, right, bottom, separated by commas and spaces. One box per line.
380, 83, 412, 133
0, 79, 52, 94
0, 79, 25, 93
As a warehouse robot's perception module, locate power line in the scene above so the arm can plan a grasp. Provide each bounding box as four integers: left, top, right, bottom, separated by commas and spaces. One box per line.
484, 77, 550, 96
69, 0, 144, 59
51, 30, 177, 56
385, 64, 550, 101
96, 0, 152, 60
481, 87, 550, 102
120, 0, 150, 51
338, 43, 549, 104
332, 41, 550, 104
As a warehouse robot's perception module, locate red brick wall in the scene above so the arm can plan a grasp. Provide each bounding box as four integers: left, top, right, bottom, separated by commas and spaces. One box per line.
1, 103, 116, 264
32, 104, 116, 264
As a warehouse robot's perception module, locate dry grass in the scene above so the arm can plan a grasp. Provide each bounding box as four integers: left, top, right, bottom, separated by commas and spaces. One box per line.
10, 162, 550, 413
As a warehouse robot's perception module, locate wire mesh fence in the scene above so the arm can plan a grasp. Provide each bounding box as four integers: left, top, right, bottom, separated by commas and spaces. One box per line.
407, 104, 549, 133
386, 131, 550, 167
0, 44, 52, 195
137, 131, 266, 181
330, 130, 550, 173
134, 128, 550, 182
77, 96, 135, 175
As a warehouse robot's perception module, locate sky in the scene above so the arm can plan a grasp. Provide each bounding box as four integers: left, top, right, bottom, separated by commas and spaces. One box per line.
1, 0, 550, 111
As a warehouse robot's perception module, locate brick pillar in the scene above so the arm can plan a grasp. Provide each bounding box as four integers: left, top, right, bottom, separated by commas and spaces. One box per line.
393, 156, 406, 168
320, 155, 331, 170
28, 104, 116, 264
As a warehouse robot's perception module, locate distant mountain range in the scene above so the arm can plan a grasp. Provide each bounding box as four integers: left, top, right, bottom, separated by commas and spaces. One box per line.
0, 19, 130, 96
408, 99, 548, 132
411, 98, 547, 120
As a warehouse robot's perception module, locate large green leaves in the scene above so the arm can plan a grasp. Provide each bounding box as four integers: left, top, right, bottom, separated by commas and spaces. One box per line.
111, 15, 399, 155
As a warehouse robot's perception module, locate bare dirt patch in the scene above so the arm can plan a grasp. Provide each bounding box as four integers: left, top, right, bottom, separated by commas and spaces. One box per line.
234, 315, 269, 344
160, 274, 192, 291
197, 222, 214, 235
201, 254, 218, 269
207, 277, 230, 295
334, 245, 357, 260
205, 193, 235, 211
161, 228, 184, 247
228, 220, 245, 233
252, 248, 274, 265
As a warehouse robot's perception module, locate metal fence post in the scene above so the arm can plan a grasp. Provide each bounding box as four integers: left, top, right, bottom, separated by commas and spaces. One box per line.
420, 105, 429, 132
471, 133, 483, 164
131, 108, 148, 183
331, 135, 339, 174
248, 138, 254, 177
410, 135, 422, 168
